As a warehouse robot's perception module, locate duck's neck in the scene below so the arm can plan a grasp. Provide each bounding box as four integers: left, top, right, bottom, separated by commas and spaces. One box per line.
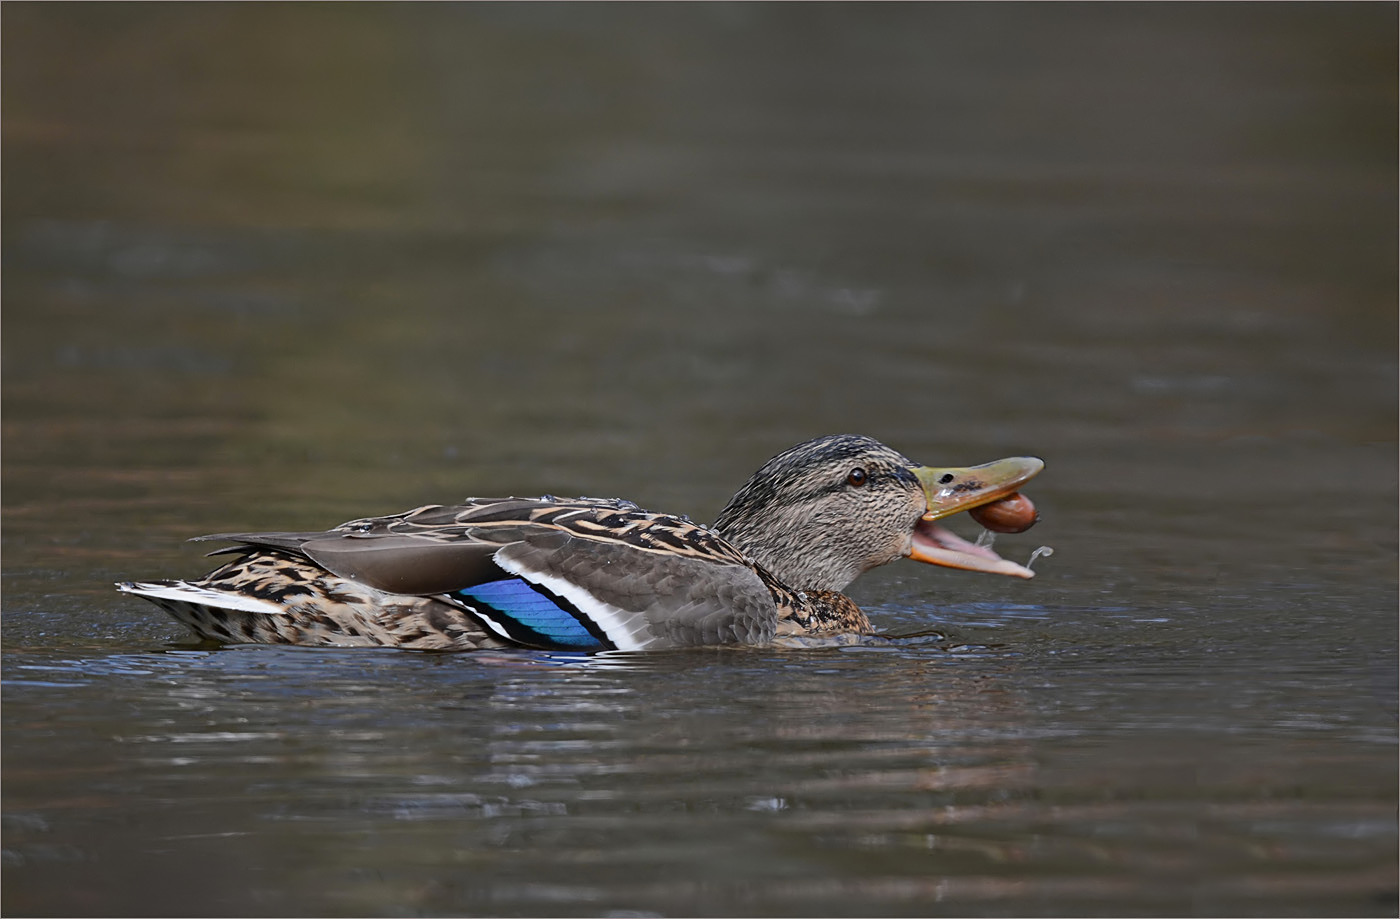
713, 504, 863, 593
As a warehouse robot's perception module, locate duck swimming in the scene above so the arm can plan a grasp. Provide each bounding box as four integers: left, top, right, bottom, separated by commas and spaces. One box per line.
118, 434, 1044, 651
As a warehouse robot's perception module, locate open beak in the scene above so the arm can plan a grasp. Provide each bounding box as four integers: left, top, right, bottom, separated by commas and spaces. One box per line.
906, 457, 1044, 579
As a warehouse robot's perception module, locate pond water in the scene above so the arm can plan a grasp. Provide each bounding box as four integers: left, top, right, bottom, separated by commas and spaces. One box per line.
3, 5, 1396, 917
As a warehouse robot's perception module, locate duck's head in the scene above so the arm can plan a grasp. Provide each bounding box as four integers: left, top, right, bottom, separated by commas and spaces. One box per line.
712, 434, 1043, 592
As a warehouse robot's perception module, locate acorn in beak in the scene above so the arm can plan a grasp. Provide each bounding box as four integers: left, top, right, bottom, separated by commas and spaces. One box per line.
907, 457, 1044, 578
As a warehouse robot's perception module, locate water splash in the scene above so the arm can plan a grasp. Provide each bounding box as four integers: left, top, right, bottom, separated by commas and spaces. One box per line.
1026, 545, 1055, 572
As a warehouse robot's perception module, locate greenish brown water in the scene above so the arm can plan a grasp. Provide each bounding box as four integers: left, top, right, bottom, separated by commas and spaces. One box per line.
3, 5, 1396, 916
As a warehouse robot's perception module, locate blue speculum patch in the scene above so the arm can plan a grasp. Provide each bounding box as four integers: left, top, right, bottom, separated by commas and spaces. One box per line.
457, 578, 606, 650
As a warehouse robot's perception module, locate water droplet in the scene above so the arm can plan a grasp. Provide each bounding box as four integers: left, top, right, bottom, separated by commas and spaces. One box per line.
1026, 545, 1055, 571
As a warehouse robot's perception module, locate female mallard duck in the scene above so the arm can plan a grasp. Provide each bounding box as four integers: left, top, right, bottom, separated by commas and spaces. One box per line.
118, 435, 1043, 652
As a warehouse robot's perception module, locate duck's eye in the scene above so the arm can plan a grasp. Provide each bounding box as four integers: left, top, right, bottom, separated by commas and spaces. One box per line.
846, 468, 868, 487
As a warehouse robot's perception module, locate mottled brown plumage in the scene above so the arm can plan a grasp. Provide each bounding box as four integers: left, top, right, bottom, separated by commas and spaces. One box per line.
119, 435, 1044, 652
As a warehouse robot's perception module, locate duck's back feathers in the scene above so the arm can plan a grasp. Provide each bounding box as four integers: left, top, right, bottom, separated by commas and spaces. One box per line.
128, 497, 780, 651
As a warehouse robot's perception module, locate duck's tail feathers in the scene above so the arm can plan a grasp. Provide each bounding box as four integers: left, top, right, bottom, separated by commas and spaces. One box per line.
116, 579, 307, 645
117, 578, 501, 651
116, 580, 288, 615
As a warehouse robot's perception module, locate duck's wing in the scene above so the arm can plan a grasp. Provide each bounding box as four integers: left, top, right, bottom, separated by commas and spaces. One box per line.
194, 497, 779, 651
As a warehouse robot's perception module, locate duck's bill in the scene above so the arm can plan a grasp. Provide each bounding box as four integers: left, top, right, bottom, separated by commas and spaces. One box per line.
905, 456, 1044, 579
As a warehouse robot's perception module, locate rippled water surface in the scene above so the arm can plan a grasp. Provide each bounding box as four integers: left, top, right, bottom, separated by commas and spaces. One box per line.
4, 5, 1396, 916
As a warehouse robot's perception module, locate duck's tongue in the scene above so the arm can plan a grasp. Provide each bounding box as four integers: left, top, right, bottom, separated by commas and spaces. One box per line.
909, 518, 1036, 579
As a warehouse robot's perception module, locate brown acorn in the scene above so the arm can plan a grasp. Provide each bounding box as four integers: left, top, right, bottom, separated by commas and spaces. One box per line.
969, 492, 1038, 534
